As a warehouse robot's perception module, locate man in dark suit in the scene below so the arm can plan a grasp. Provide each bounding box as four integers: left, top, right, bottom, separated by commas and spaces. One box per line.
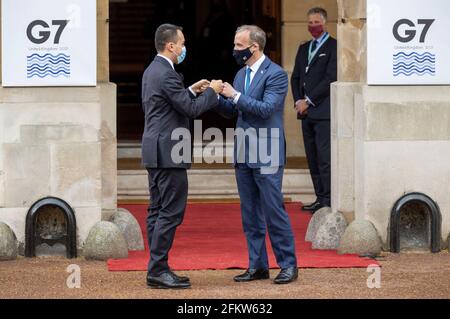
291, 7, 337, 213
142, 24, 224, 289
217, 25, 298, 284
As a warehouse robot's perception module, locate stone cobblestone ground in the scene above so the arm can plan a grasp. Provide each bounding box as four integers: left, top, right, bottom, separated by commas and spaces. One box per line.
0, 252, 448, 299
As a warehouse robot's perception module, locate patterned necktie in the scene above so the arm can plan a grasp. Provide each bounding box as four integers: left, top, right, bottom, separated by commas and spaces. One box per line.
244, 67, 252, 94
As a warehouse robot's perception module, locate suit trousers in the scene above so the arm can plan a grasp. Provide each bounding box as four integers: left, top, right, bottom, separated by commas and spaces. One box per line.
235, 164, 297, 270
146, 168, 188, 276
302, 117, 331, 206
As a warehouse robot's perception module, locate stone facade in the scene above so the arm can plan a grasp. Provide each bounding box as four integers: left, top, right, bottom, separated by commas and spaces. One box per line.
331, 0, 450, 250
0, 0, 116, 251
1, 0, 449, 256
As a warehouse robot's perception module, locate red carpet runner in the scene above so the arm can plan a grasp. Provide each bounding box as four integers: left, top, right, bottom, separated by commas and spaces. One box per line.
107, 203, 378, 271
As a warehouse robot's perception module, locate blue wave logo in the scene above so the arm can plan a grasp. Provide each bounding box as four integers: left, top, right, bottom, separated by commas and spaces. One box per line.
393, 52, 435, 77
27, 53, 71, 78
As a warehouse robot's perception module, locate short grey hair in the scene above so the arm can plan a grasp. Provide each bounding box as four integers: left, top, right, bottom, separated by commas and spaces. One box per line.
236, 25, 266, 51
307, 7, 328, 22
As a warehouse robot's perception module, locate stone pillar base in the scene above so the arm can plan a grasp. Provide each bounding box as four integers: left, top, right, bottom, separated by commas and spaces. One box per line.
332, 82, 450, 248
0, 83, 117, 249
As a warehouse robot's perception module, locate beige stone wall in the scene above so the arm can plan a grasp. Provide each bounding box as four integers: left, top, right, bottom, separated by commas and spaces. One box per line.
331, 82, 358, 223
355, 86, 450, 246
332, 83, 450, 246
97, 0, 110, 82
332, 0, 450, 248
330, 0, 366, 223
0, 0, 116, 249
337, 0, 366, 82
0, 85, 116, 247
282, 0, 338, 157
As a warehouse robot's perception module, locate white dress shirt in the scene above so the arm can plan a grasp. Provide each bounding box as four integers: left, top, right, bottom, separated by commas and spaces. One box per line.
232, 54, 266, 104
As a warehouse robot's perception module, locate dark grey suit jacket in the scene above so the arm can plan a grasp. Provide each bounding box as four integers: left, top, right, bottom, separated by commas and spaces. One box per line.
141, 56, 219, 169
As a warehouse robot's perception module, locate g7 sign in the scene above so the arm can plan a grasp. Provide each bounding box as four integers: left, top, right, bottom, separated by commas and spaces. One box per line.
393, 19, 435, 43
2, 0, 96, 87
26, 20, 69, 44
367, 0, 450, 85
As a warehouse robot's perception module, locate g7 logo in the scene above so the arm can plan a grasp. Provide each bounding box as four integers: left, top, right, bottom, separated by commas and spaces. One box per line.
27, 20, 69, 44
393, 19, 435, 43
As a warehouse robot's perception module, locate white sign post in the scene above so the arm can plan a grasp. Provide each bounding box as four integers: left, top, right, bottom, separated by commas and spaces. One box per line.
367, 0, 450, 85
1, 0, 97, 87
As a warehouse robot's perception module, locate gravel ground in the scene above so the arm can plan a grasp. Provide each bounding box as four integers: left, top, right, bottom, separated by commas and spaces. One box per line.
0, 252, 449, 299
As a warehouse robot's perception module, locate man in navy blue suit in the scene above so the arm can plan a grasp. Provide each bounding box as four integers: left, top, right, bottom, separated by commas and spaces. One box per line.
291, 7, 337, 213
216, 25, 298, 285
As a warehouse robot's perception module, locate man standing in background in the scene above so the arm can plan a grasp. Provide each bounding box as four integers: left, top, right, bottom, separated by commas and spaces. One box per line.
291, 7, 337, 213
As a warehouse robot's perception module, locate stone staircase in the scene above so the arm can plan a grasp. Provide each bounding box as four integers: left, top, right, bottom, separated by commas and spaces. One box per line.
118, 142, 315, 203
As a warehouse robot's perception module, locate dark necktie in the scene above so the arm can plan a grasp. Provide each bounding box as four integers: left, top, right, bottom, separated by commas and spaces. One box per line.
311, 40, 318, 52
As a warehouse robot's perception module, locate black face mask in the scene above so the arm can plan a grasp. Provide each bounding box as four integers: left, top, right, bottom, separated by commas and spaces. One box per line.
233, 45, 254, 66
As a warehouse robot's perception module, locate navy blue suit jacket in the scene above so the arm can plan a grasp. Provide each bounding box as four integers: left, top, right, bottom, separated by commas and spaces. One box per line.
216, 57, 288, 169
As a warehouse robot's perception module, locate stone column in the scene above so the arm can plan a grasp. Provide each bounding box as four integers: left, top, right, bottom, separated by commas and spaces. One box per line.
331, 0, 366, 222
97, 0, 118, 220
0, 0, 117, 250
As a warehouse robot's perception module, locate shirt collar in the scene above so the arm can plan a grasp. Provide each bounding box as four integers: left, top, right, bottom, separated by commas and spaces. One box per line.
313, 32, 329, 44
248, 54, 266, 73
157, 54, 175, 70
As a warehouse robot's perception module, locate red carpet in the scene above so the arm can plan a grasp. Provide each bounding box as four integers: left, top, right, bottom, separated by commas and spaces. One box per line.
107, 203, 378, 271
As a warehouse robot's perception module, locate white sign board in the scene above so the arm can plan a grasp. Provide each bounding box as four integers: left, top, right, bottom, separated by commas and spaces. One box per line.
367, 0, 450, 85
1, 0, 96, 87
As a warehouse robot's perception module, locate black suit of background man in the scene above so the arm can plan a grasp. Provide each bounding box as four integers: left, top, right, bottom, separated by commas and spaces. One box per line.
291, 28, 337, 210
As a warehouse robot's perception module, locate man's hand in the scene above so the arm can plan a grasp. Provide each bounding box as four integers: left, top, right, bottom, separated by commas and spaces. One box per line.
295, 100, 309, 116
191, 79, 211, 94
221, 82, 237, 99
210, 80, 224, 94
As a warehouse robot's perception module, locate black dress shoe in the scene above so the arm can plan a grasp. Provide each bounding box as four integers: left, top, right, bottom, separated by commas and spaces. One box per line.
274, 267, 298, 285
147, 271, 190, 283
302, 200, 321, 211
234, 269, 270, 282
170, 271, 190, 283
147, 271, 191, 289
173, 273, 190, 283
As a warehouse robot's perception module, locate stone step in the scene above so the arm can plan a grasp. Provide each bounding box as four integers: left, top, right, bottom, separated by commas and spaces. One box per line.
118, 168, 315, 203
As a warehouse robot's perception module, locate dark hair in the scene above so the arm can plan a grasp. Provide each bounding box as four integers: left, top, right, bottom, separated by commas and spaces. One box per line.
155, 24, 183, 53
307, 7, 328, 22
